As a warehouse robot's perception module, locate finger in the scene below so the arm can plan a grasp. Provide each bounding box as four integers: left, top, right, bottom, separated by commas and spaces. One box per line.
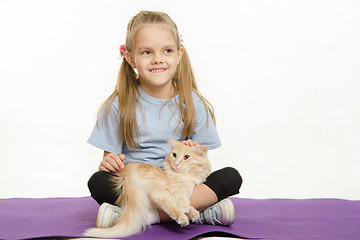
109, 157, 122, 172
109, 155, 124, 171
99, 165, 109, 172
182, 139, 192, 145
102, 160, 118, 172
117, 154, 126, 170
183, 139, 198, 147
118, 154, 126, 163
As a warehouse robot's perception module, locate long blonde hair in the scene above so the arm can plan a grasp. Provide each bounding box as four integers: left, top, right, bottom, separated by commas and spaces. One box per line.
100, 10, 215, 149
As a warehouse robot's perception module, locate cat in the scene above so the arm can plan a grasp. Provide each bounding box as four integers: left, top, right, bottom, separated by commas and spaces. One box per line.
84, 137, 211, 238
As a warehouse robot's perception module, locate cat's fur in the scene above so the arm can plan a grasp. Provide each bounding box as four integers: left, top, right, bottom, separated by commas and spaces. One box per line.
84, 137, 211, 238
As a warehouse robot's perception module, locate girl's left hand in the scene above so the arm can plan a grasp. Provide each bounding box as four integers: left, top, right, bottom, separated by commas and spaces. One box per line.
182, 139, 198, 147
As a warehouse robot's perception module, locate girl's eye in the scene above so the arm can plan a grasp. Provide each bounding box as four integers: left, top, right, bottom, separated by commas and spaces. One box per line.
142, 50, 151, 55
164, 49, 173, 54
184, 155, 190, 160
172, 152, 177, 158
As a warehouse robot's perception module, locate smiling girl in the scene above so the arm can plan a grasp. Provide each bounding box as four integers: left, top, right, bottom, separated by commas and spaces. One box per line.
87, 10, 242, 228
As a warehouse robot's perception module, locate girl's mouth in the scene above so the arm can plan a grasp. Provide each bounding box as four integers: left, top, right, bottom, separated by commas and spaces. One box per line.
150, 68, 167, 73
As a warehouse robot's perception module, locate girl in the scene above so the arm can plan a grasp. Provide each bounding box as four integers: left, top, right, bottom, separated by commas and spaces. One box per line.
87, 10, 242, 228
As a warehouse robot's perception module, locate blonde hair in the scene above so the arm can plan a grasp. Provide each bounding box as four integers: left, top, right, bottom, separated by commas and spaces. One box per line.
100, 10, 215, 149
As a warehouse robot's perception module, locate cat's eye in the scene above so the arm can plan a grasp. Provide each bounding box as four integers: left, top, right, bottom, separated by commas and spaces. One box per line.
172, 152, 177, 158
184, 155, 190, 160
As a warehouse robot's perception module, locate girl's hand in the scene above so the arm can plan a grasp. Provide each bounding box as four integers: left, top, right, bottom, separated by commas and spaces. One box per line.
181, 139, 198, 147
99, 152, 125, 172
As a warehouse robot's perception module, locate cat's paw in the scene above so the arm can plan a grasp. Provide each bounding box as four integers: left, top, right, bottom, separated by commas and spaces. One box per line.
186, 206, 199, 220
175, 214, 189, 227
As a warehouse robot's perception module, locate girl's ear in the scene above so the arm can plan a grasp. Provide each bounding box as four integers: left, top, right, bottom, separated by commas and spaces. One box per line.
196, 144, 208, 155
167, 137, 179, 148
124, 51, 136, 68
177, 47, 184, 64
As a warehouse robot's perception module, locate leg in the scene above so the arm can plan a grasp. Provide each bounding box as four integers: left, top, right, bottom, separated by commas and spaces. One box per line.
193, 167, 242, 225
158, 183, 217, 222
190, 184, 218, 211
151, 189, 190, 226
87, 171, 120, 205
88, 171, 125, 228
186, 206, 199, 220
204, 167, 243, 201
159, 167, 242, 222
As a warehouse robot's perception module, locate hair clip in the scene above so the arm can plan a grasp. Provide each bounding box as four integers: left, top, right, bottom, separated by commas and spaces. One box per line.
119, 45, 126, 61
179, 34, 184, 43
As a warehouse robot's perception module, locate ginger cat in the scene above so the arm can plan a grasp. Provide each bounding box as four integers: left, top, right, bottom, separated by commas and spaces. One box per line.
84, 137, 211, 238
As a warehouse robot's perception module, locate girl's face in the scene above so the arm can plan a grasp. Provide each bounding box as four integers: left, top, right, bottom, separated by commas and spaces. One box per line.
125, 23, 183, 99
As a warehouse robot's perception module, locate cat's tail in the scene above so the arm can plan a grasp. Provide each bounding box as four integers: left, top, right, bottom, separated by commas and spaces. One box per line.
84, 173, 153, 238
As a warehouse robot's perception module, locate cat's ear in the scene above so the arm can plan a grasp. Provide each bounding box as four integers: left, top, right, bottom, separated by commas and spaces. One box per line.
167, 137, 179, 148
196, 144, 208, 155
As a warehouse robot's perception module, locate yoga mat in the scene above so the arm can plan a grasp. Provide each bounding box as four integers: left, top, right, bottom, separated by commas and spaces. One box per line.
0, 197, 359, 240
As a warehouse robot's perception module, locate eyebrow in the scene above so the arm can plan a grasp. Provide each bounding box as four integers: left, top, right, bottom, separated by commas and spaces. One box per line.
136, 44, 177, 51
163, 44, 177, 49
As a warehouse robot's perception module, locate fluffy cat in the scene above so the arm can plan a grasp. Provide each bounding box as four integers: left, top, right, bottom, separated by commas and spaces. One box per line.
84, 137, 211, 238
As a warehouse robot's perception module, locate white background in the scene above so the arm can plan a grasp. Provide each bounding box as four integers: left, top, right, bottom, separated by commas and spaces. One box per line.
0, 0, 359, 200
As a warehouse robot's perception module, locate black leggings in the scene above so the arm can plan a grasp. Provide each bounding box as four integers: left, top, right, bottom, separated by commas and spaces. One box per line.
88, 167, 242, 205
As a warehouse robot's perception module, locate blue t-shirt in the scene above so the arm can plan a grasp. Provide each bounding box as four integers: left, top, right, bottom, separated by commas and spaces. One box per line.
88, 87, 221, 167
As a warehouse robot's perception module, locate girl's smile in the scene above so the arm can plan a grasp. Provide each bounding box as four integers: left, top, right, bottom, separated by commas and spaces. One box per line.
150, 67, 167, 73
125, 23, 183, 99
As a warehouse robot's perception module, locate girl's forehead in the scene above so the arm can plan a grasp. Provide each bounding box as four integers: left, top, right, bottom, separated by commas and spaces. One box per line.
133, 23, 176, 47
135, 23, 172, 32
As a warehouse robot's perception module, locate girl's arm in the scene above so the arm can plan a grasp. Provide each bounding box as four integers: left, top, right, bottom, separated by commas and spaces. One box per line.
99, 151, 125, 172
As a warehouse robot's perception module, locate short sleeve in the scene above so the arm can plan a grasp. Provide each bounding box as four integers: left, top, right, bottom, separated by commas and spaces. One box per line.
190, 94, 222, 150
87, 101, 123, 154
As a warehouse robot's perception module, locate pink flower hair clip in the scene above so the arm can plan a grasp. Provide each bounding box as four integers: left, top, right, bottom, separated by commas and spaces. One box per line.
119, 44, 126, 61
179, 34, 184, 43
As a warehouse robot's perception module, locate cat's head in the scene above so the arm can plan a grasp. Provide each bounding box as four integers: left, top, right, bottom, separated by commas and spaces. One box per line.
164, 137, 211, 176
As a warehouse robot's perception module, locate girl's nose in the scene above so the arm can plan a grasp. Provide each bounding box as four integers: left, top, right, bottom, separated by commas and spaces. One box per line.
152, 52, 163, 64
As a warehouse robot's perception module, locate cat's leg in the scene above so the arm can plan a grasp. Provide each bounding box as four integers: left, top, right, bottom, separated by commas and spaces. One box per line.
150, 191, 189, 226
174, 194, 199, 221
179, 200, 199, 220
187, 206, 199, 220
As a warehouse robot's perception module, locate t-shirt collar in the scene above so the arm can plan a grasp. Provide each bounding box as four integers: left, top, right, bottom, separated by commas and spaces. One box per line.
139, 87, 178, 105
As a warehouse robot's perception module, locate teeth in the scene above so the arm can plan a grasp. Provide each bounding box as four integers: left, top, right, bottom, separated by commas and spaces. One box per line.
151, 69, 166, 73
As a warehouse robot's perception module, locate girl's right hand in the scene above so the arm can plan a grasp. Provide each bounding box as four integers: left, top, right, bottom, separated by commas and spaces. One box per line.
99, 152, 125, 172
182, 139, 198, 147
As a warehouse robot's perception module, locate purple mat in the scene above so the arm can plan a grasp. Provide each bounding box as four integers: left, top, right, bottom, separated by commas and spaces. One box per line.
0, 197, 359, 240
